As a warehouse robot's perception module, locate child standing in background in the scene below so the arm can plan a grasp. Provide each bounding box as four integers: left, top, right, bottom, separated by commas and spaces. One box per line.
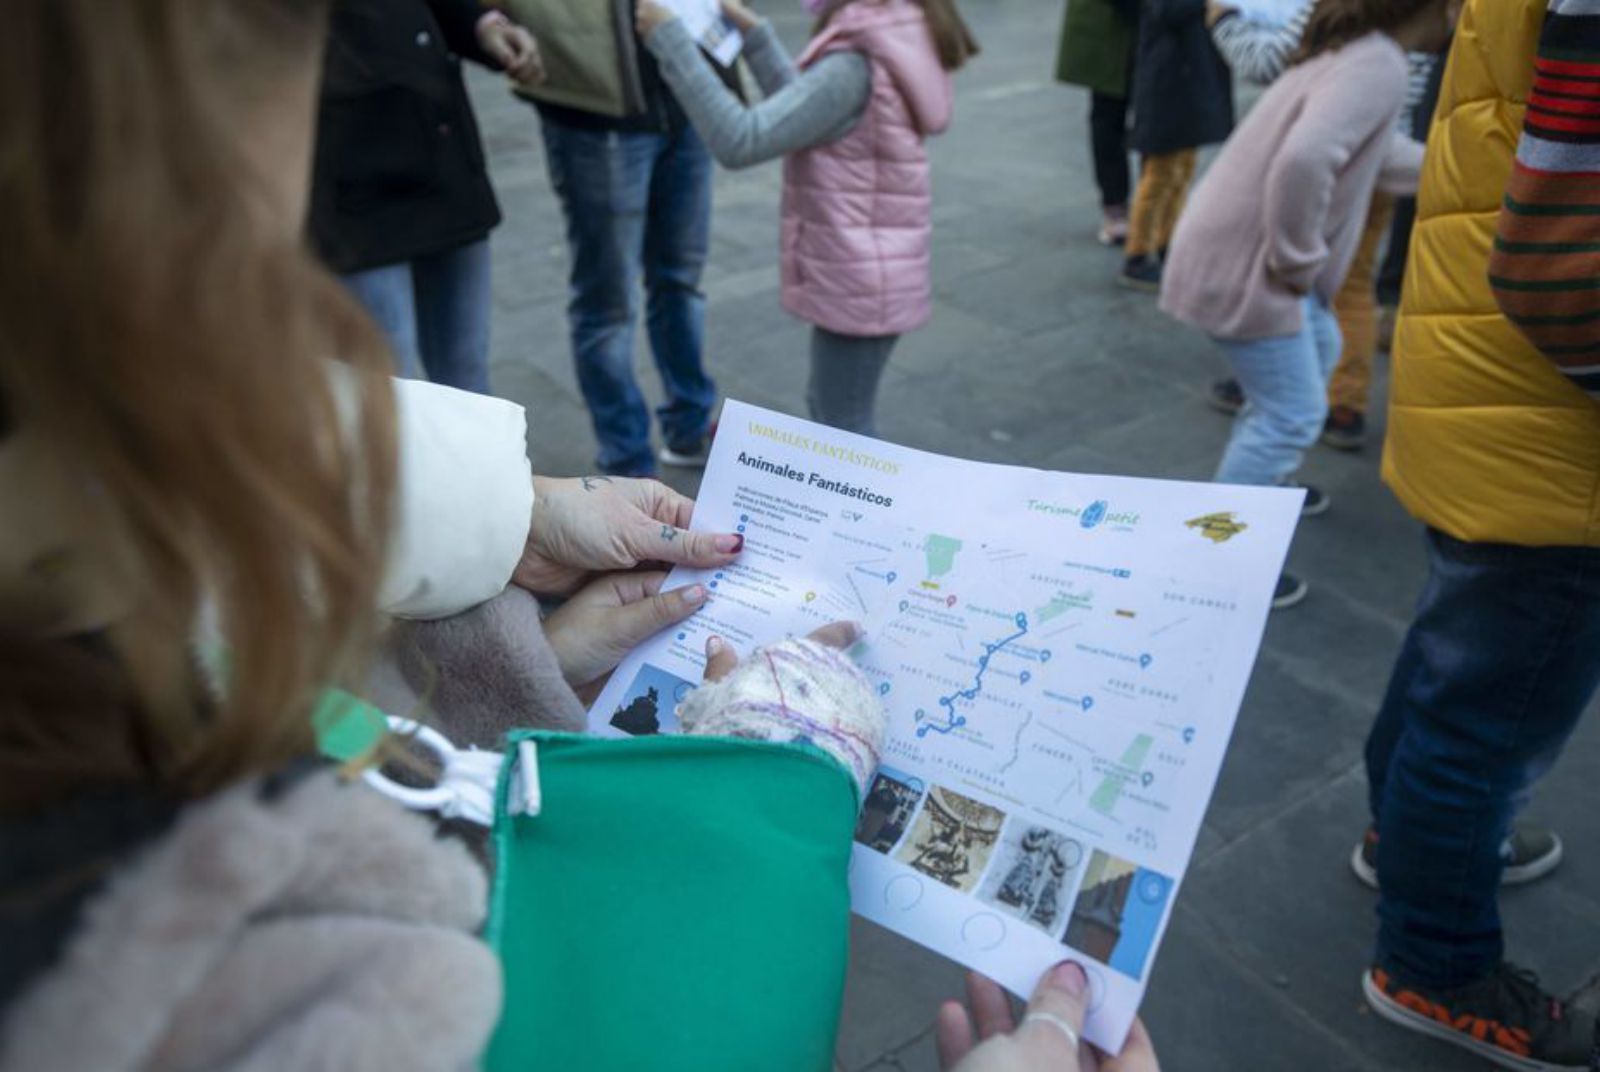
637, 0, 977, 437
1055, 0, 1139, 246
1202, 0, 1441, 451
1160, 0, 1453, 609
1119, 0, 1233, 290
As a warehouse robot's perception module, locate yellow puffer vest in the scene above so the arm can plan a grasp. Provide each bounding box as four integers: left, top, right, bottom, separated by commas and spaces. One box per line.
1383, 0, 1600, 547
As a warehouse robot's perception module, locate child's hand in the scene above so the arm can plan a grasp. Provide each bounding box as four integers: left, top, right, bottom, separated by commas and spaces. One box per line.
720, 0, 762, 33
1266, 267, 1309, 297
635, 0, 679, 40
683, 624, 884, 793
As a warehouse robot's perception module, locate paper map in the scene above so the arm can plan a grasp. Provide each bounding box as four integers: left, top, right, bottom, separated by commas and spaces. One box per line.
588, 400, 1301, 1051
659, 0, 743, 67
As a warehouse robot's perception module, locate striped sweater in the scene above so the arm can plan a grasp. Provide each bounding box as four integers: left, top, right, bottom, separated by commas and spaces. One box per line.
1489, 0, 1600, 398
1210, 4, 1435, 130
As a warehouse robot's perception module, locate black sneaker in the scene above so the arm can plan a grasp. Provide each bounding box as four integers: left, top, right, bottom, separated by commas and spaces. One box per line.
1118, 254, 1162, 292
1283, 481, 1330, 517
1272, 572, 1308, 610
1364, 962, 1597, 1071
1350, 826, 1564, 890
1208, 378, 1246, 416
1321, 406, 1367, 451
658, 421, 718, 468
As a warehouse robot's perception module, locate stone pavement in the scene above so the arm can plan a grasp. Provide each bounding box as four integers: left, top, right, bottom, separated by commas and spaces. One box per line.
463, 4, 1600, 1067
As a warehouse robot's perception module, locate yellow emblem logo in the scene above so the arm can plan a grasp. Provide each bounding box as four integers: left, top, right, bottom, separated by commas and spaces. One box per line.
1186, 512, 1248, 544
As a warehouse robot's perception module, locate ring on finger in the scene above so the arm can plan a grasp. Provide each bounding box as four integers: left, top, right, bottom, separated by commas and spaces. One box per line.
1021, 1011, 1080, 1050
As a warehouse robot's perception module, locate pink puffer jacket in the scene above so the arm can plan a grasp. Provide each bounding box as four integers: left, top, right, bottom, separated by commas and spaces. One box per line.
781, 0, 953, 337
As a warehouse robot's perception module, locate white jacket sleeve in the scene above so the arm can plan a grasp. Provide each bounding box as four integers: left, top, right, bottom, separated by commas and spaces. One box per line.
379, 380, 533, 620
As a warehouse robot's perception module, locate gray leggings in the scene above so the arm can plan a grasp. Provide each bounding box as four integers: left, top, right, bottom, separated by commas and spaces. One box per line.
806, 326, 899, 437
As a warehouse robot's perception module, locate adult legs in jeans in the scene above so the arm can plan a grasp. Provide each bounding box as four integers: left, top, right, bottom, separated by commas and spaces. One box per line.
1089, 92, 1131, 209
411, 238, 492, 394
806, 327, 899, 436
342, 261, 425, 381
342, 239, 493, 393
1327, 193, 1395, 415
542, 120, 716, 474
1365, 530, 1600, 988
642, 123, 716, 454
1213, 297, 1342, 486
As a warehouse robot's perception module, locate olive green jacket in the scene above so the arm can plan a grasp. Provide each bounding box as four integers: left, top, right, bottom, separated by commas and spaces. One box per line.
1055, 0, 1135, 96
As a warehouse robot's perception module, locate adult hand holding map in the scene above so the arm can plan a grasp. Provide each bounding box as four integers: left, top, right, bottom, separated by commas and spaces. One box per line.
587, 401, 1302, 1053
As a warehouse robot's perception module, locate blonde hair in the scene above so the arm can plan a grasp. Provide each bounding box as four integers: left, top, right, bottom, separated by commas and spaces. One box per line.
0, 0, 398, 813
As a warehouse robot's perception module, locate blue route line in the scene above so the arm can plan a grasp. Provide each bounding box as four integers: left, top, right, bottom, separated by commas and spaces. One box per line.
915, 612, 1029, 738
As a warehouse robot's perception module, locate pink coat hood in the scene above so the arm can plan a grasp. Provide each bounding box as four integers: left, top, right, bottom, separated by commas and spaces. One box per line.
781, 0, 954, 337
811, 1, 954, 137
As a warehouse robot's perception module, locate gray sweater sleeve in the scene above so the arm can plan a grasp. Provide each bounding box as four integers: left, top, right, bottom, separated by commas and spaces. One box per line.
646, 18, 871, 170
741, 18, 801, 94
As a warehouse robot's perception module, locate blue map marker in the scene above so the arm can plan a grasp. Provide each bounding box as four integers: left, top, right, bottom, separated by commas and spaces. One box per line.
886, 571, 898, 584
1019, 670, 1032, 685
1139, 653, 1153, 669
1082, 696, 1095, 712
879, 682, 891, 696
1040, 649, 1052, 663
1141, 771, 1155, 788
1182, 726, 1196, 744
899, 600, 910, 612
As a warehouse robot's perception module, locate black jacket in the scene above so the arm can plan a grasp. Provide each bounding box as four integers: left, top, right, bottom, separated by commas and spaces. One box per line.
310, 0, 502, 274
1129, 0, 1233, 155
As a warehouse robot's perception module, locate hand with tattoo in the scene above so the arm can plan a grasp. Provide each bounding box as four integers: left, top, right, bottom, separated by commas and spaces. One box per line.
513, 475, 744, 596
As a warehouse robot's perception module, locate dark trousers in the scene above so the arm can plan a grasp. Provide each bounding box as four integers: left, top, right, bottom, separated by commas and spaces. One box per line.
1089, 92, 1131, 209
1365, 529, 1600, 988
1376, 41, 1449, 308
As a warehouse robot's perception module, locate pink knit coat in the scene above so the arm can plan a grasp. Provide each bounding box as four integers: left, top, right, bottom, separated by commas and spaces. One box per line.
780, 0, 953, 338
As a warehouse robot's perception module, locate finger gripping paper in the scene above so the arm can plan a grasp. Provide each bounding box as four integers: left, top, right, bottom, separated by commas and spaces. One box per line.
484, 731, 860, 1072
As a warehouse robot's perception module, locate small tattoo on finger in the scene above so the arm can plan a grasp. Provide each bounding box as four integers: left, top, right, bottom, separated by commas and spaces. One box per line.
660, 524, 678, 542
580, 476, 613, 492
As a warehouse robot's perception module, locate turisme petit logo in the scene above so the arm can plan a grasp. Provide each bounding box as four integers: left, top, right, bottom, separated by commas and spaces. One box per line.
1185, 512, 1249, 544
1028, 498, 1140, 532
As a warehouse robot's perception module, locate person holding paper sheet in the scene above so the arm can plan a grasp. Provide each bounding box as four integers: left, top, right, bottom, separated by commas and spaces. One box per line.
0, 3, 897, 1066
635, 0, 978, 436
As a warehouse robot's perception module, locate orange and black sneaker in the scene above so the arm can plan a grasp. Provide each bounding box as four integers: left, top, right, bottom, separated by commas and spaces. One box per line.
1363, 963, 1597, 1071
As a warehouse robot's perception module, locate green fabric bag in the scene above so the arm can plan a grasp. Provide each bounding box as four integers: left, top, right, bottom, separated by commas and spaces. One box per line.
485, 731, 859, 1072
315, 699, 860, 1071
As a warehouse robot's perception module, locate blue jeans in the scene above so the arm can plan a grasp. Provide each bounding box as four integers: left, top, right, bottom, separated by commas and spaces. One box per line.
1366, 529, 1600, 988
1212, 297, 1342, 486
341, 238, 492, 394
541, 118, 717, 475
